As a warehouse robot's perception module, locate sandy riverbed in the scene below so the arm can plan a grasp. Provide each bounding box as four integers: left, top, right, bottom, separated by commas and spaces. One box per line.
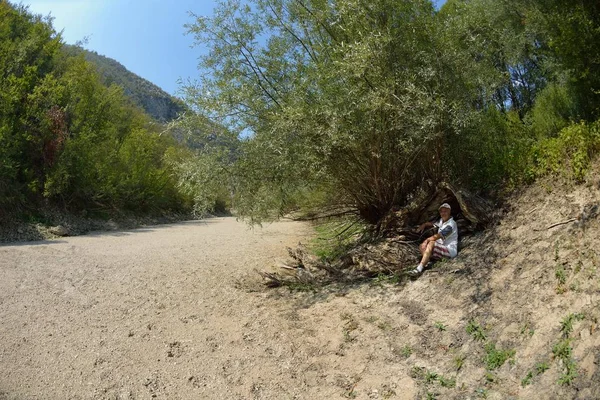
0, 218, 330, 399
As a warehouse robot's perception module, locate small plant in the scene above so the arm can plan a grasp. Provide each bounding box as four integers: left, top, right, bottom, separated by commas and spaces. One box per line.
466, 320, 487, 341
560, 313, 585, 338
552, 338, 572, 360
426, 392, 438, 400
522, 361, 551, 387
555, 266, 567, 285
454, 353, 466, 371
438, 375, 456, 388
553, 339, 578, 385
372, 273, 401, 286
425, 370, 439, 384
399, 345, 412, 358
520, 323, 535, 337
521, 370, 534, 387
410, 366, 426, 379
535, 361, 550, 374
557, 359, 578, 386
411, 366, 456, 391
484, 342, 515, 370
434, 321, 447, 331
344, 384, 358, 399
285, 282, 317, 292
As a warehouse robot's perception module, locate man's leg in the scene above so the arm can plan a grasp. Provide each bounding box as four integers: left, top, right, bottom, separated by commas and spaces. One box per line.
419, 241, 436, 266
410, 241, 436, 275
410, 242, 450, 276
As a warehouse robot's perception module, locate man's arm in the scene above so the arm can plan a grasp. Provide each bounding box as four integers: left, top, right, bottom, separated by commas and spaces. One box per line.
439, 225, 453, 238
424, 232, 442, 243
416, 221, 434, 233
424, 226, 453, 244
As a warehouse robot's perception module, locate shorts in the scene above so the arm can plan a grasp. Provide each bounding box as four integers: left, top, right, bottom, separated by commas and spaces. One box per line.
432, 241, 457, 259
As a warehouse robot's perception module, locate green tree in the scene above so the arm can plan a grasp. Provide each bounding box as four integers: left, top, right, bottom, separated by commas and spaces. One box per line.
0, 1, 62, 207
0, 2, 189, 215
185, 0, 474, 224
531, 0, 600, 120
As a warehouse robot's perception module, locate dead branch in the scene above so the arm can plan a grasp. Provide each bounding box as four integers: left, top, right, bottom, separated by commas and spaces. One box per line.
533, 218, 578, 231
546, 218, 577, 230
290, 209, 357, 221
257, 270, 284, 287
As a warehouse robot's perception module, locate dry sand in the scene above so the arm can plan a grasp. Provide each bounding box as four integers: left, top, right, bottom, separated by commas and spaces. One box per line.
1, 218, 320, 399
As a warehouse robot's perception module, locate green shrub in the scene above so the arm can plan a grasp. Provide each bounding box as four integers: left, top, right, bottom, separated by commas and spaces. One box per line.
529, 121, 600, 181
447, 109, 534, 191
527, 82, 576, 139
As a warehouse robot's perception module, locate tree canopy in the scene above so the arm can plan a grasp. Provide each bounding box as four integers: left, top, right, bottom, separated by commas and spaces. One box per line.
3, 0, 599, 225
179, 0, 600, 224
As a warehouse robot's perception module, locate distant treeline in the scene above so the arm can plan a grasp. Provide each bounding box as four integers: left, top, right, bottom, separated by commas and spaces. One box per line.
176, 0, 600, 224
0, 2, 200, 217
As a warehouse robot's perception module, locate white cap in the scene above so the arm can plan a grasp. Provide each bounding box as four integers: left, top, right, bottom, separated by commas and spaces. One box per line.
439, 203, 451, 210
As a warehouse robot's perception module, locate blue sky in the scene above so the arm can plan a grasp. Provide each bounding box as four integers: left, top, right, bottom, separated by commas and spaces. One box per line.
25, 0, 211, 96
25, 0, 446, 97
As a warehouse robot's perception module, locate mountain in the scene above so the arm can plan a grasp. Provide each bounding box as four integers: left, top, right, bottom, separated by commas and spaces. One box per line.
65, 45, 187, 123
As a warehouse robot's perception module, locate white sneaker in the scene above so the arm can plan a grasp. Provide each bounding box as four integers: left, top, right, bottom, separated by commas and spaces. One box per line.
407, 268, 422, 277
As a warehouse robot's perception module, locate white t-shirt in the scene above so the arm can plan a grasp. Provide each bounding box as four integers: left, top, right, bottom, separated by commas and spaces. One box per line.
434, 217, 458, 258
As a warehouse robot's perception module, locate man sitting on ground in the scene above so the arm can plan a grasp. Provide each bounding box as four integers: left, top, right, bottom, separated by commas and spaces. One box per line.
409, 203, 458, 276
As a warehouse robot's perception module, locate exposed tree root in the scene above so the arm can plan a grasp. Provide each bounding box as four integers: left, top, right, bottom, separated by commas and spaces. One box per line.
259, 183, 494, 287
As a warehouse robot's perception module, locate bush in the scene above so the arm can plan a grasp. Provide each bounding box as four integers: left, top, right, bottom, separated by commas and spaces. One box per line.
446, 109, 534, 191
528, 121, 600, 181
527, 83, 577, 139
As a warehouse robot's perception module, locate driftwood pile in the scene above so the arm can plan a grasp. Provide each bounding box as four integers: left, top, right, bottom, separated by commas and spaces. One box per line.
259, 183, 494, 288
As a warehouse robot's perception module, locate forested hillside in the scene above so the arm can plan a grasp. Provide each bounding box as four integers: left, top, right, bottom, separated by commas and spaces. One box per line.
64, 45, 187, 123
177, 0, 600, 226
0, 2, 197, 218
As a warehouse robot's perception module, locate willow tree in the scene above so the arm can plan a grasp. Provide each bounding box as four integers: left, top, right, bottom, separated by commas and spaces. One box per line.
184, 0, 473, 224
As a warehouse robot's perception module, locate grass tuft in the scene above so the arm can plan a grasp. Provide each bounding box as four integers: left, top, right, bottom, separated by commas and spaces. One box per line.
466, 320, 487, 341
310, 219, 364, 261
553, 312, 585, 386
454, 353, 466, 371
